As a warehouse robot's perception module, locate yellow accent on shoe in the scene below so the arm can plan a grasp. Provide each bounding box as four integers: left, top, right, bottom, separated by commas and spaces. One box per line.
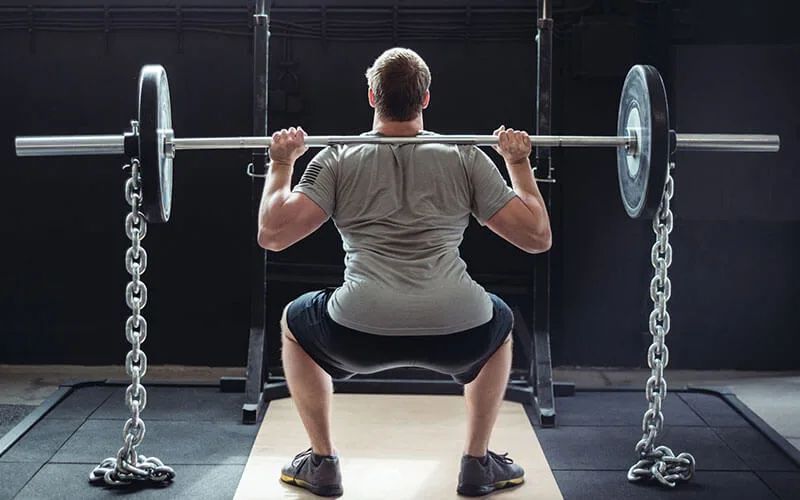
495, 477, 525, 488
280, 474, 311, 488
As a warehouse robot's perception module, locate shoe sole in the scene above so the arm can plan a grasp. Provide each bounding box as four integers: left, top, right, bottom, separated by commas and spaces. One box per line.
281, 474, 343, 497
457, 476, 525, 497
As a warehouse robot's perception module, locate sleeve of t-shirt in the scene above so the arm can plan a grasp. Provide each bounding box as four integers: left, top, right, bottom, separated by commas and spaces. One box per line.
468, 147, 517, 226
292, 146, 338, 216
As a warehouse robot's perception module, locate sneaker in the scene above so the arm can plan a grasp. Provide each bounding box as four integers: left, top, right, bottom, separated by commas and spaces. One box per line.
457, 451, 525, 496
280, 448, 343, 497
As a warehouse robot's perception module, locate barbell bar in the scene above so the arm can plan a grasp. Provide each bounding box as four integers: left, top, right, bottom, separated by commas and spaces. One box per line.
15, 133, 779, 157
13, 64, 781, 223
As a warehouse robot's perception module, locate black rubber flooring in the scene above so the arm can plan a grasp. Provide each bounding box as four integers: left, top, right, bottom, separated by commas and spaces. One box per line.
532, 390, 800, 499
0, 405, 33, 440
0, 383, 257, 500
0, 383, 798, 499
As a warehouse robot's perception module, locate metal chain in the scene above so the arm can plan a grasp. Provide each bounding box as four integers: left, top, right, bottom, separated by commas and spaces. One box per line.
89, 159, 175, 487
627, 166, 696, 488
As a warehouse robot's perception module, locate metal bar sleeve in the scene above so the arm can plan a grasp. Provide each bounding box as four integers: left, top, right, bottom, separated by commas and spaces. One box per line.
15, 135, 125, 156
675, 134, 780, 152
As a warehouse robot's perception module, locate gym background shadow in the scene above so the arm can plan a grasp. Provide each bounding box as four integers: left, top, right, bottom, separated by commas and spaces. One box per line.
0, 0, 798, 372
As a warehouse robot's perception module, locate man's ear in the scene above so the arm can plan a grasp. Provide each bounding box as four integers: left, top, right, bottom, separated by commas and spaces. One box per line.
422, 90, 430, 109
368, 88, 376, 108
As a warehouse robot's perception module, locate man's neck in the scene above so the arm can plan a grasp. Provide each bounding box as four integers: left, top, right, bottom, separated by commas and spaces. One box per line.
372, 113, 424, 137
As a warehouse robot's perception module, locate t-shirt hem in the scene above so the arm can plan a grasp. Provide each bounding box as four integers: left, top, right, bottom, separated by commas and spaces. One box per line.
328, 309, 492, 336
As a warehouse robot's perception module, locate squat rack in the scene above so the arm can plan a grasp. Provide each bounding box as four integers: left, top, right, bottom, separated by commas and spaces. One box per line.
228, 0, 572, 428
226, 2, 698, 486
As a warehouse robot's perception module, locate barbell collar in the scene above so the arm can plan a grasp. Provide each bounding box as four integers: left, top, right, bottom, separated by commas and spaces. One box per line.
674, 134, 780, 152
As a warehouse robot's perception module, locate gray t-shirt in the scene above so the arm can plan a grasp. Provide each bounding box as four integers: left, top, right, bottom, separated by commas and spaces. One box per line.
293, 131, 516, 336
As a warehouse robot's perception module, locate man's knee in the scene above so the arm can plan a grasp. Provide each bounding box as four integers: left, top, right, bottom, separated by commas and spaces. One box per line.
281, 301, 297, 344
502, 332, 513, 345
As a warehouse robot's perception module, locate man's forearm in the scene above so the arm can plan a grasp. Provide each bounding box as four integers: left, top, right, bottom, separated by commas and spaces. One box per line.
506, 158, 550, 232
258, 160, 294, 232
506, 158, 546, 210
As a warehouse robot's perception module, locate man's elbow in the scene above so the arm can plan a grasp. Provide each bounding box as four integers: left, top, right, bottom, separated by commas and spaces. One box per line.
523, 228, 552, 254
257, 228, 288, 252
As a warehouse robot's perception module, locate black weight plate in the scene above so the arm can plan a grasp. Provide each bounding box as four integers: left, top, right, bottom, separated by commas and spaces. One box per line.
138, 65, 173, 223
616, 65, 669, 219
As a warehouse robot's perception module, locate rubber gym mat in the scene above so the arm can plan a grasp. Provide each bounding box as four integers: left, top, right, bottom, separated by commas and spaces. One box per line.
0, 382, 797, 499
90, 385, 248, 422
0, 418, 84, 464
0, 462, 42, 500
534, 389, 800, 499
553, 470, 784, 500
51, 419, 255, 465
534, 391, 706, 427
756, 472, 800, 499
0, 405, 35, 437
43, 387, 115, 420
14, 463, 246, 500
677, 392, 753, 428
538, 425, 751, 471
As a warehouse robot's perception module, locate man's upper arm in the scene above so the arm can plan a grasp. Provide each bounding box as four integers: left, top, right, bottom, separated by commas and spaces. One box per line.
294, 146, 338, 216
468, 147, 517, 225
270, 148, 337, 248
271, 191, 329, 248
467, 147, 548, 253
484, 197, 544, 252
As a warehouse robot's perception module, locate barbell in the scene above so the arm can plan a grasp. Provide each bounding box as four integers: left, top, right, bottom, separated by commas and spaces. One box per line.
15, 64, 780, 223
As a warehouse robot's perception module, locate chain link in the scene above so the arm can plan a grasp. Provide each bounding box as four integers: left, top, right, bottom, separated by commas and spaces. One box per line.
627, 167, 696, 488
89, 159, 175, 487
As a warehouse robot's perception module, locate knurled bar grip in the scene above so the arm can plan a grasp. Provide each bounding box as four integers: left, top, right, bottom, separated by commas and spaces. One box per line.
14, 133, 781, 157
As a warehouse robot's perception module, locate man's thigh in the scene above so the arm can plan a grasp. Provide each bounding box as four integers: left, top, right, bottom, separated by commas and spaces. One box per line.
282, 290, 356, 380
281, 301, 296, 343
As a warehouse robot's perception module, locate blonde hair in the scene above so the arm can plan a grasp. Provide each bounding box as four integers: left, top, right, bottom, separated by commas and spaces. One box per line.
365, 47, 431, 121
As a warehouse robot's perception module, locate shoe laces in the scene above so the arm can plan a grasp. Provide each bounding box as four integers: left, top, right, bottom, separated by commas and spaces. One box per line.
292, 448, 314, 467
488, 451, 515, 465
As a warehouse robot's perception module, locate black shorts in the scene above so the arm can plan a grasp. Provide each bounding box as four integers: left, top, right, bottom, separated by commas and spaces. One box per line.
285, 288, 514, 385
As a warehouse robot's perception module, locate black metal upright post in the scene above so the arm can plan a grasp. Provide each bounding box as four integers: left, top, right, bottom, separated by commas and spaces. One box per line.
531, 0, 557, 427
242, 0, 271, 425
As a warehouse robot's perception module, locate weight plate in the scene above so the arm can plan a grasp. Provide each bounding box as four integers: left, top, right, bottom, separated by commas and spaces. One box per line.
138, 65, 173, 223
616, 65, 669, 219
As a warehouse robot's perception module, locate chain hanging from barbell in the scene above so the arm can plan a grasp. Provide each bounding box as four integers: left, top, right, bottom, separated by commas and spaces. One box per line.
627, 165, 696, 488
89, 159, 175, 487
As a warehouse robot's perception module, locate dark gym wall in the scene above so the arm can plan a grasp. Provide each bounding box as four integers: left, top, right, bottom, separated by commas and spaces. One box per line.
1, 28, 256, 365
1, 0, 798, 370
0, 0, 540, 367
556, 0, 800, 369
